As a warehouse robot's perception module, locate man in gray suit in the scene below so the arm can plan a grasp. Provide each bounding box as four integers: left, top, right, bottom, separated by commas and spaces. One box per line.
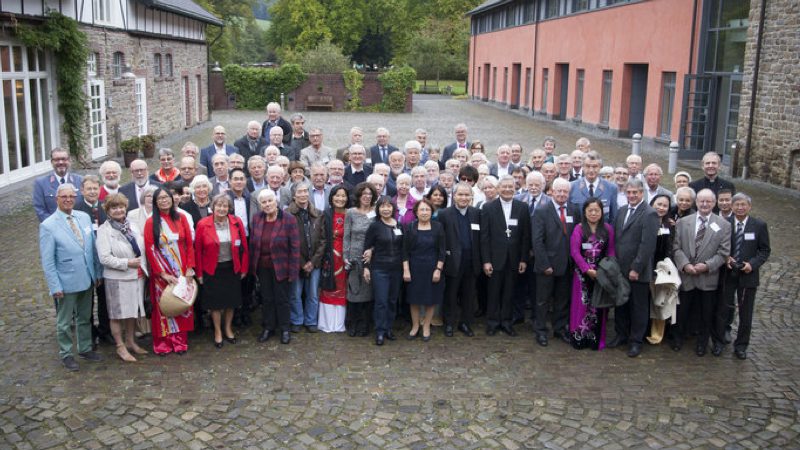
643, 163, 674, 203
610, 178, 660, 357
672, 188, 731, 356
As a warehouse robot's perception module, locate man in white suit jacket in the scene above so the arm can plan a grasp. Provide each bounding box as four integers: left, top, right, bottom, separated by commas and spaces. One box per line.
39, 183, 104, 371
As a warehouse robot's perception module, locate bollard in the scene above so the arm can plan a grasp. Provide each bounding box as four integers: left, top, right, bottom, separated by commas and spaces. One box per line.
631, 133, 642, 156
280, 93, 285, 111
668, 141, 679, 174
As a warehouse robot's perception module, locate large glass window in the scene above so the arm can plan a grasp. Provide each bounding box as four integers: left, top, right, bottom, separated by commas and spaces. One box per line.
600, 70, 613, 125
545, 0, 561, 19
111, 52, 124, 79
703, 0, 749, 73
541, 68, 549, 112
574, 69, 585, 120
659, 72, 677, 139
165, 54, 173, 77
573, 0, 590, 12
153, 53, 162, 78
93, 0, 113, 24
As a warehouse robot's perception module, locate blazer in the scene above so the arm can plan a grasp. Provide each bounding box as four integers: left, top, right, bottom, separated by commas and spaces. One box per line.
227, 190, 252, 232
233, 135, 268, 170
673, 213, 731, 291
514, 192, 551, 221
488, 162, 518, 178
369, 144, 399, 165
479, 198, 531, 271
569, 177, 618, 223
442, 141, 471, 162
261, 117, 292, 144
286, 131, 310, 159
209, 176, 231, 197
119, 181, 160, 212
286, 202, 326, 268
39, 210, 102, 295
249, 209, 300, 282
645, 185, 674, 204
614, 202, 661, 283
300, 145, 333, 168
180, 199, 211, 230
531, 201, 580, 275
402, 220, 446, 267
33, 172, 84, 222
96, 220, 148, 280
309, 184, 332, 212
200, 144, 237, 177
725, 216, 770, 288
343, 164, 373, 187
73, 200, 107, 231
437, 206, 482, 277
194, 214, 249, 277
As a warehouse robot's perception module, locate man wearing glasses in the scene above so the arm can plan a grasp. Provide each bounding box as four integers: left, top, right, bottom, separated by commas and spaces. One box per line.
120, 159, 160, 212
34, 148, 84, 222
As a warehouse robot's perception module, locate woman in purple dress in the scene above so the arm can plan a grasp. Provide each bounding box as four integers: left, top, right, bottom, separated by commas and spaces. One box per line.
569, 198, 615, 350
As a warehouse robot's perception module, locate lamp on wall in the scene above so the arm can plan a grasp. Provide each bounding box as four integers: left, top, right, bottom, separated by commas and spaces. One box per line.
211, 61, 222, 73
122, 65, 136, 80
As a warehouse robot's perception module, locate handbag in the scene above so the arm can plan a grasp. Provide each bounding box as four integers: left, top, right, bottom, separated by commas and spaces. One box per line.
320, 252, 336, 291
159, 276, 198, 317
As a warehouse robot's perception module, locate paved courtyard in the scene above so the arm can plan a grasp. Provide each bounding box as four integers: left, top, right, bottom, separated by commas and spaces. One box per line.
1, 97, 799, 448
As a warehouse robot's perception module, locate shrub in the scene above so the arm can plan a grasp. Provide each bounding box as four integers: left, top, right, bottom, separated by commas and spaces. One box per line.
342, 69, 364, 110
300, 41, 350, 74
223, 63, 307, 110
378, 66, 416, 112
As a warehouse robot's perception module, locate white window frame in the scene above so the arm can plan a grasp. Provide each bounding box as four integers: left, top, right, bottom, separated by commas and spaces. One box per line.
94, 0, 115, 25
88, 79, 107, 159
135, 78, 148, 136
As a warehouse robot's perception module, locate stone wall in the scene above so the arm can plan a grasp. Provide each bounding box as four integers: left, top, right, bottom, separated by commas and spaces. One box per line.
81, 27, 209, 157
737, 0, 800, 190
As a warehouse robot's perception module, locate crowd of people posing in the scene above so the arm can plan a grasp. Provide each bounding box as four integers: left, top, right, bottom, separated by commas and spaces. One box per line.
36, 104, 770, 372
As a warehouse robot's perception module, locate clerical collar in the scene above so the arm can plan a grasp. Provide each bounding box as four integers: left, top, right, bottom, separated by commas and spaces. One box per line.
457, 206, 468, 215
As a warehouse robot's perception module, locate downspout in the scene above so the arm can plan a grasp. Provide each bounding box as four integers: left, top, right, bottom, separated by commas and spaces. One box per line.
743, 0, 767, 179
206, 24, 224, 122
531, 10, 539, 113
688, 0, 698, 75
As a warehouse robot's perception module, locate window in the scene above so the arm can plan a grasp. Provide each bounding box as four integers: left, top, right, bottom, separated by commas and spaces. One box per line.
703, 0, 749, 73
545, 0, 561, 19
87, 52, 98, 77
492, 66, 497, 99
523, 0, 536, 22
111, 52, 124, 79
600, 70, 613, 125
153, 53, 162, 78
572, 0, 589, 12
165, 54, 173, 77
659, 72, 677, 139
524, 68, 532, 106
503, 67, 508, 102
541, 68, 549, 112
574, 69, 585, 119
93, 0, 113, 23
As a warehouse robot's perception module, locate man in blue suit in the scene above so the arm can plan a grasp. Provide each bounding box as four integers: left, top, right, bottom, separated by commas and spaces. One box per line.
39, 183, 104, 371
569, 151, 617, 223
33, 148, 83, 222
200, 125, 237, 176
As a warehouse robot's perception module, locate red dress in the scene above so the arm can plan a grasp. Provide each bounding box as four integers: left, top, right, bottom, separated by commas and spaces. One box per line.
320, 211, 346, 306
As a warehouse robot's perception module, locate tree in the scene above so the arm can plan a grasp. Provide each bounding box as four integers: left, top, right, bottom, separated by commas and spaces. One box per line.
195, 0, 276, 65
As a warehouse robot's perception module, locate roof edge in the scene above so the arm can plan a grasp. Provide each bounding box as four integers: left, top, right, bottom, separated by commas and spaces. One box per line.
138, 0, 224, 26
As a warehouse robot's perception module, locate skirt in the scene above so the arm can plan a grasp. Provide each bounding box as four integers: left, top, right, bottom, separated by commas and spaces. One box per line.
104, 278, 146, 320
202, 261, 243, 310
318, 303, 346, 332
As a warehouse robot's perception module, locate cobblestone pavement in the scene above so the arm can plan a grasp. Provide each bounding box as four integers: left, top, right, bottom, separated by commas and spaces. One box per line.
1, 98, 799, 448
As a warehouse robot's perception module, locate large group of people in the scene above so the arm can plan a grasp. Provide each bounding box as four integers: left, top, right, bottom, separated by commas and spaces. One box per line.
36, 102, 771, 371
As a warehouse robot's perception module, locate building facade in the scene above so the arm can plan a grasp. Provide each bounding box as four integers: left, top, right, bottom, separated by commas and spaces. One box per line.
468, 0, 762, 172
0, 0, 221, 189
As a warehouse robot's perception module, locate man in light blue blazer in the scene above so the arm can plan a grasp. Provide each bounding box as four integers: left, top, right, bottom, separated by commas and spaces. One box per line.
39, 183, 103, 371
569, 151, 617, 223
33, 148, 83, 222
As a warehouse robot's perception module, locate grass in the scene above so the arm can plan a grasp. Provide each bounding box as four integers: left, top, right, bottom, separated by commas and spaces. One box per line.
255, 19, 271, 31
414, 79, 466, 96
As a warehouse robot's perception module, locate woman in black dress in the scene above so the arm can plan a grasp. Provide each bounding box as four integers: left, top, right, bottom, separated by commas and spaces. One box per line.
402, 199, 446, 341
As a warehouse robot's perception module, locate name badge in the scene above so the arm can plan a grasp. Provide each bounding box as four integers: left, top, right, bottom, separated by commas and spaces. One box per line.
658, 228, 671, 236
365, 158, 373, 165
399, 208, 407, 216
709, 222, 720, 232
367, 211, 376, 219
744, 232, 755, 241
84, 225, 92, 234
507, 218, 518, 227
92, 223, 99, 231
234, 239, 241, 246
393, 228, 402, 236
603, 206, 610, 214
322, 157, 330, 164
470, 223, 480, 231
566, 216, 574, 223
582, 243, 592, 250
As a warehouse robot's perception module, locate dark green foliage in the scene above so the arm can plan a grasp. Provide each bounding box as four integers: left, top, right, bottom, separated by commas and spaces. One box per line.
222, 64, 306, 109
378, 66, 416, 112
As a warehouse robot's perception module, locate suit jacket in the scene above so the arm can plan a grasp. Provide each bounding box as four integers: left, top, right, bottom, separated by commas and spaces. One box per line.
614, 202, 661, 283
438, 206, 482, 277
119, 181, 160, 212
489, 162, 518, 178
249, 209, 300, 282
209, 176, 230, 197
442, 141, 471, 162
645, 185, 674, 204
233, 135, 269, 172
479, 198, 531, 271
673, 213, 731, 291
725, 216, 770, 288
261, 117, 292, 145
286, 131, 310, 161
531, 201, 580, 275
514, 192, 551, 221
249, 186, 292, 223
569, 169, 583, 182
227, 190, 252, 233
200, 144, 237, 177
569, 177, 618, 223
33, 172, 84, 222
73, 200, 107, 231
300, 145, 333, 168
343, 164, 373, 187
39, 210, 102, 295
309, 184, 332, 212
369, 144, 399, 166
287, 202, 326, 268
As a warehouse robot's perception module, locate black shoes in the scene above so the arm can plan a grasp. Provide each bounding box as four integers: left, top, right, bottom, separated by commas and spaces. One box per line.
62, 356, 79, 371
290, 325, 302, 333
535, 334, 548, 347
712, 343, 724, 357
280, 331, 291, 344
458, 323, 474, 337
385, 331, 396, 341
224, 335, 237, 344
306, 325, 318, 333
486, 327, 497, 336
258, 329, 273, 343
606, 336, 628, 348
407, 329, 419, 340
735, 349, 747, 360
214, 340, 223, 349
500, 324, 517, 337
375, 334, 385, 346
627, 343, 642, 357
554, 331, 571, 344
348, 328, 357, 337
422, 333, 432, 342
78, 351, 103, 362
444, 325, 454, 337
670, 340, 682, 352
695, 344, 707, 357
474, 309, 485, 318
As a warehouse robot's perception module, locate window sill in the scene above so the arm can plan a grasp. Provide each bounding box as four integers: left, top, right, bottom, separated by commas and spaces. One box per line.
112, 79, 130, 86
154, 77, 165, 82
597, 123, 609, 130
654, 136, 672, 145
165, 76, 175, 81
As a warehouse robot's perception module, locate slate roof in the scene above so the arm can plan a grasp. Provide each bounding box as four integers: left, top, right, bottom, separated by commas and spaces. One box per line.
138, 0, 224, 26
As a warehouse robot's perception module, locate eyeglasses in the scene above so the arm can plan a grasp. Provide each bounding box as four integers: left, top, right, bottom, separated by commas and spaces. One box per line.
460, 177, 473, 182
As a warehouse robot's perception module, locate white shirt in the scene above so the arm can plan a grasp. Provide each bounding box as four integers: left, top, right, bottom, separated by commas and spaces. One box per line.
625, 201, 641, 225
232, 195, 248, 235
695, 213, 711, 234
500, 198, 513, 225
312, 187, 326, 211
497, 164, 511, 178
215, 143, 226, 154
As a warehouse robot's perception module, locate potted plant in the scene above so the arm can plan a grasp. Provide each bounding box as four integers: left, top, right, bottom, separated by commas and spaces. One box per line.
141, 134, 157, 159
120, 136, 141, 168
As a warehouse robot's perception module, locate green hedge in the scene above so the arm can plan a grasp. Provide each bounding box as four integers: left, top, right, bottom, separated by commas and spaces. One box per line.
222, 64, 307, 110
378, 66, 416, 112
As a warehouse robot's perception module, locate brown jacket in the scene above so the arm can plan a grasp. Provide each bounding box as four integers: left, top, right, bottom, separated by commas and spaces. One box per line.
287, 201, 326, 268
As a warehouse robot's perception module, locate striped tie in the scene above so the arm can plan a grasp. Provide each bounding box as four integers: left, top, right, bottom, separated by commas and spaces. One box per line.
695, 216, 707, 257
734, 221, 744, 261
67, 215, 84, 247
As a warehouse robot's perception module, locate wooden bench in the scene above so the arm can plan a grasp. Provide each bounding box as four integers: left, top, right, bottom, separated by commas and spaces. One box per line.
306, 95, 334, 111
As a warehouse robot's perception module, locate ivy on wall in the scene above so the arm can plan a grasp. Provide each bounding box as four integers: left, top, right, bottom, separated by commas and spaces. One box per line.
378, 66, 416, 112
14, 12, 89, 160
222, 64, 306, 110
342, 69, 363, 111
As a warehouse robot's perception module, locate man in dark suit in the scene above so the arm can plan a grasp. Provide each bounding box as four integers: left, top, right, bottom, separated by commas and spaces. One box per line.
368, 127, 399, 166
268, 126, 297, 161
531, 178, 578, 346
439, 183, 482, 337
33, 148, 83, 222
689, 151, 736, 207
234, 121, 269, 176
513, 171, 550, 325
286, 113, 310, 160
716, 193, 770, 359
442, 123, 470, 162
343, 144, 373, 187
569, 150, 585, 181
372, 163, 397, 197
261, 101, 292, 145
569, 151, 618, 223
119, 159, 160, 212
611, 178, 660, 357
480, 175, 531, 336
489, 145, 517, 178
200, 125, 237, 176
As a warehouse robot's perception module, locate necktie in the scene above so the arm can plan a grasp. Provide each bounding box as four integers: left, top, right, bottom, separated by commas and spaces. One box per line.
559, 205, 567, 235
60, 177, 65, 185
67, 215, 84, 247
695, 216, 707, 256
734, 222, 744, 261
624, 206, 635, 226
588, 183, 594, 197
381, 147, 387, 162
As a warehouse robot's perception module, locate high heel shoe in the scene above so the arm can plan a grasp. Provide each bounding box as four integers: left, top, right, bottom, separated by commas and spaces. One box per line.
224, 335, 237, 344
116, 344, 137, 362
407, 328, 419, 340
127, 343, 148, 355
214, 340, 223, 349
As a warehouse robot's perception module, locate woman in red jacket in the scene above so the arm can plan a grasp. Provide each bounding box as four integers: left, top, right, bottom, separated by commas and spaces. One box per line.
194, 194, 249, 349
144, 187, 196, 355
